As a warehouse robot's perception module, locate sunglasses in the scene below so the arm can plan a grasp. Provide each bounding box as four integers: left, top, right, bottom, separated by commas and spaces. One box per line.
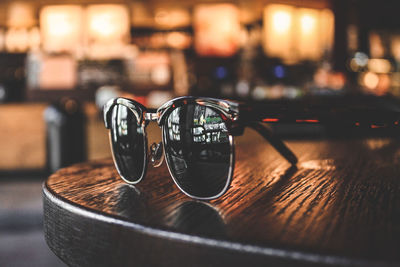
103, 96, 297, 200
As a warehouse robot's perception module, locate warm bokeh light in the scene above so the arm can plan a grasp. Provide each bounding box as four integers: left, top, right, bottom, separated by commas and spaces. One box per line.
4, 2, 38, 52
361, 72, 390, 96
369, 32, 385, 58
128, 51, 171, 87
363, 71, 379, 89
151, 64, 171, 85
166, 32, 191, 49
0, 29, 4, 51
328, 72, 346, 90
154, 8, 191, 29
377, 74, 391, 94
320, 9, 335, 53
313, 68, 329, 88
131, 2, 153, 27
263, 5, 334, 63
48, 14, 73, 37
263, 4, 295, 62
39, 54, 77, 89
28, 27, 41, 51
239, 1, 263, 25
87, 5, 129, 41
7, 2, 36, 28
272, 11, 291, 34
86, 4, 129, 59
368, 59, 392, 74
194, 4, 240, 57
390, 35, 400, 61
91, 14, 117, 37
5, 28, 29, 52
300, 14, 315, 34
40, 5, 83, 53
297, 8, 321, 60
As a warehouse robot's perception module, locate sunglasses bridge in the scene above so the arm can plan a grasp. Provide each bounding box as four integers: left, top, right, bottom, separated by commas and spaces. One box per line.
144, 111, 164, 167
144, 112, 159, 123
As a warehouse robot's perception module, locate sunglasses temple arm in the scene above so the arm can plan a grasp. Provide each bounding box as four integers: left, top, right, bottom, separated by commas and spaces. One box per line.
246, 122, 298, 165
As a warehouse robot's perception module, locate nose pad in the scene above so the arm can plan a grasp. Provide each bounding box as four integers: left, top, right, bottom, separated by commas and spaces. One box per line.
150, 142, 164, 167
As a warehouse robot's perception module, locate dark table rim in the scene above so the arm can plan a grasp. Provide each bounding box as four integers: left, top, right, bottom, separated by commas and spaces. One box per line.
43, 180, 393, 267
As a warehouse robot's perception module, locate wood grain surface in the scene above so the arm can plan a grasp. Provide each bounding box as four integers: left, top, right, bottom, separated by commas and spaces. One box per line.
43, 128, 400, 267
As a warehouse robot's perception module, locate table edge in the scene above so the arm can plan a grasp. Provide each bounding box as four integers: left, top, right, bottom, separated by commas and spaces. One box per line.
42, 178, 396, 267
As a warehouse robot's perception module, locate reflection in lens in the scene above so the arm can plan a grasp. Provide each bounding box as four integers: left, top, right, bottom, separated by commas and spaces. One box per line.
111, 104, 146, 183
163, 104, 232, 198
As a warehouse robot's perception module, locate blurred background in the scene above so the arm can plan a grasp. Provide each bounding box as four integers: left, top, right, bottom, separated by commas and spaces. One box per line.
1, 0, 400, 265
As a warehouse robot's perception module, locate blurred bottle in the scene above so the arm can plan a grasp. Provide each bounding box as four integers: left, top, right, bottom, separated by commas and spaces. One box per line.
0, 53, 26, 102
44, 98, 86, 173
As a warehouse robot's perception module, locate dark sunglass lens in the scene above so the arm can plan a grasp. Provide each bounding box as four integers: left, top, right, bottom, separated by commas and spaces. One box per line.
163, 104, 232, 198
110, 104, 146, 183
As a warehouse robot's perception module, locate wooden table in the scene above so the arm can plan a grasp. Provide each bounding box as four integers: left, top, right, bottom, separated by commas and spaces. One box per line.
43, 129, 400, 266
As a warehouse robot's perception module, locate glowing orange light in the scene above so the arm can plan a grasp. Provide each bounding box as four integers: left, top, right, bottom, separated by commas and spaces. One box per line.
320, 9, 334, 53
391, 35, 400, 61
371, 124, 385, 129
300, 14, 315, 34
273, 11, 291, 34
263, 5, 334, 63
87, 5, 129, 41
166, 32, 191, 49
7, 2, 36, 28
5, 28, 29, 52
263, 4, 294, 62
368, 59, 391, 74
40, 5, 83, 53
85, 4, 130, 59
194, 4, 240, 57
296, 8, 321, 60
296, 119, 319, 123
363, 72, 379, 89
262, 118, 279, 122
154, 8, 191, 29
369, 32, 385, 58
